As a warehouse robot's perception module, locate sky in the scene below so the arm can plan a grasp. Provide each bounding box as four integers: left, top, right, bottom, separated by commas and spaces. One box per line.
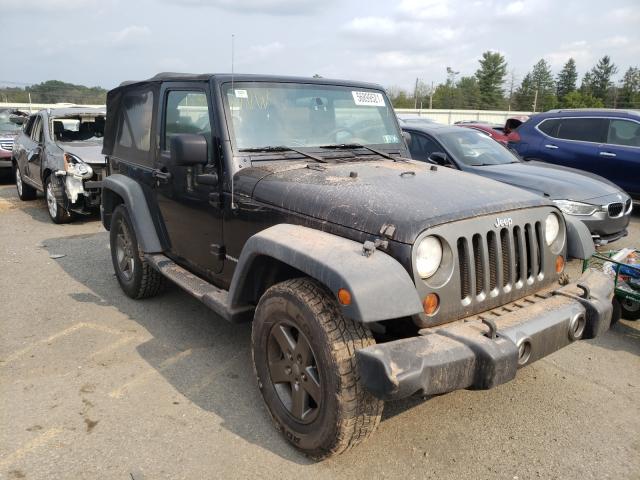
1, 0, 639, 91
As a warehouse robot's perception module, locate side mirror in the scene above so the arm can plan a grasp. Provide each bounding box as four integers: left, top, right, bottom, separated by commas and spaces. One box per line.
169, 134, 208, 167
428, 152, 448, 166
402, 131, 412, 148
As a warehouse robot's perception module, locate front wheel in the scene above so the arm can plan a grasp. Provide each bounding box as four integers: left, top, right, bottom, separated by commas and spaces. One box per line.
252, 278, 383, 459
45, 176, 73, 224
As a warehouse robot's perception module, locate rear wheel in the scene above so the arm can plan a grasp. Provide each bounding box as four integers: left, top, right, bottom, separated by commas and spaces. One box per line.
110, 205, 166, 299
252, 277, 383, 459
14, 164, 37, 201
45, 176, 73, 224
620, 297, 640, 320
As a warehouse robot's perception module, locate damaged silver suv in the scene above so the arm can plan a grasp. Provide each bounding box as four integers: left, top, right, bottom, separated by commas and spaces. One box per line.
12, 107, 106, 223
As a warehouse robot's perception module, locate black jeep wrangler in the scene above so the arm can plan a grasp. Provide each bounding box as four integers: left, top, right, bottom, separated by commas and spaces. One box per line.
100, 73, 613, 459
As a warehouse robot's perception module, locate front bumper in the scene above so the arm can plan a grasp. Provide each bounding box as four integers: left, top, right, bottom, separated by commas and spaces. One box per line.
357, 270, 613, 400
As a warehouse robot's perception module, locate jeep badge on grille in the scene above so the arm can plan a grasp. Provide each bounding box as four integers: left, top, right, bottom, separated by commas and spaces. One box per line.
494, 217, 513, 228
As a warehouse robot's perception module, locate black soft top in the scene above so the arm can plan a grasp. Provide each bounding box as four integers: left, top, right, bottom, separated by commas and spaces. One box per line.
104, 73, 387, 157
114, 72, 385, 91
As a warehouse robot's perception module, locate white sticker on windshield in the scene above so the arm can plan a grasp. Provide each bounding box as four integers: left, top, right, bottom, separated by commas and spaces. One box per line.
235, 89, 248, 99
352, 91, 385, 107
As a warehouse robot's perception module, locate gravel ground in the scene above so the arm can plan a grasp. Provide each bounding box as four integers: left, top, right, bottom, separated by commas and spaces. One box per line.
1, 179, 639, 480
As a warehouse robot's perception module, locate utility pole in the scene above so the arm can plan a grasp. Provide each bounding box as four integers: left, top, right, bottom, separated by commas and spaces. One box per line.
429, 81, 433, 109
532, 89, 538, 113
413, 77, 419, 110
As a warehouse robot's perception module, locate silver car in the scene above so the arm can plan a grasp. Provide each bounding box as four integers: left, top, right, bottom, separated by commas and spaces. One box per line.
12, 107, 106, 223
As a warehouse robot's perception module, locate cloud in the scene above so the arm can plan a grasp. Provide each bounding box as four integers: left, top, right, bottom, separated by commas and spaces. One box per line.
0, 0, 103, 11
109, 25, 152, 47
397, 0, 452, 20
249, 41, 284, 57
545, 41, 592, 69
162, 0, 327, 15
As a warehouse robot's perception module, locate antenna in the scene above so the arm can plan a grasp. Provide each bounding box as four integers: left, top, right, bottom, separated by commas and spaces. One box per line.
230, 33, 237, 210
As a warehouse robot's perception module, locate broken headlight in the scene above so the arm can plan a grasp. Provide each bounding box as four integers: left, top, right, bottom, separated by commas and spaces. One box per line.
64, 153, 93, 179
552, 199, 597, 216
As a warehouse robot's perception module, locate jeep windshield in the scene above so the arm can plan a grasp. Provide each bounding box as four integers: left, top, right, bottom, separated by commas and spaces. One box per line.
223, 82, 402, 153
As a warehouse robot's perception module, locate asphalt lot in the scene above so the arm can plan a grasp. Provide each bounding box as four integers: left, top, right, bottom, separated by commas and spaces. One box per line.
1, 178, 639, 480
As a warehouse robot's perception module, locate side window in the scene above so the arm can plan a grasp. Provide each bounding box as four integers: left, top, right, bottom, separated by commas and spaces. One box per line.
409, 133, 441, 161
23, 116, 36, 137
163, 90, 210, 150
537, 118, 561, 138
556, 118, 608, 143
116, 90, 154, 153
607, 119, 640, 147
31, 116, 43, 143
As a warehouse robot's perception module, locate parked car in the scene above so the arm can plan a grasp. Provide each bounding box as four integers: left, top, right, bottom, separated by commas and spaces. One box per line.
397, 114, 438, 126
403, 123, 632, 245
508, 109, 640, 200
101, 73, 612, 459
12, 107, 106, 223
0, 109, 28, 173
457, 122, 509, 146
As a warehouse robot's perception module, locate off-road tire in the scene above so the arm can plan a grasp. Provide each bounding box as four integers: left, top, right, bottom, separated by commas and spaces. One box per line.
45, 175, 73, 224
252, 277, 383, 460
110, 205, 166, 299
14, 164, 37, 201
620, 297, 640, 321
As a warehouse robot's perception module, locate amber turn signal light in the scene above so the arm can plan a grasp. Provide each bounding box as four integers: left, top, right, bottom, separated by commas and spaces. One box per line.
337, 288, 352, 306
423, 293, 439, 315
555, 255, 565, 273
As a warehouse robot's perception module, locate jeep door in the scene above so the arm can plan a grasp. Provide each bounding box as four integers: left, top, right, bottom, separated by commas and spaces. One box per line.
155, 83, 224, 279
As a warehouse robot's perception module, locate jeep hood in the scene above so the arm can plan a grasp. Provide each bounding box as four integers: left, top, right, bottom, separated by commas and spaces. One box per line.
469, 161, 621, 202
249, 160, 549, 244
58, 141, 106, 165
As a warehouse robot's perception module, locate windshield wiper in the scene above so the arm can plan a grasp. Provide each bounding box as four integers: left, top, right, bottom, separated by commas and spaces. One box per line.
318, 143, 407, 162
239, 145, 327, 163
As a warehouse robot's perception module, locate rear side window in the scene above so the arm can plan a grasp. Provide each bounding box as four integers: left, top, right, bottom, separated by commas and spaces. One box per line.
537, 118, 561, 137
31, 116, 43, 143
115, 90, 154, 160
607, 119, 640, 147
556, 118, 608, 143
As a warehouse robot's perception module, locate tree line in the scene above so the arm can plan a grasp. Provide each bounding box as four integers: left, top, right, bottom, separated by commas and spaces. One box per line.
389, 52, 640, 112
0, 80, 107, 105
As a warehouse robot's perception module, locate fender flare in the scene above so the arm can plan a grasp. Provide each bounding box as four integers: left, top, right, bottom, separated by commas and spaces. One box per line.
564, 214, 595, 260
101, 174, 163, 253
229, 224, 424, 323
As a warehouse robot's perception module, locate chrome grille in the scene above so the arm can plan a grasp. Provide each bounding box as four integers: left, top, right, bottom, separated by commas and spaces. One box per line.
457, 221, 543, 302
0, 140, 13, 151
608, 202, 623, 217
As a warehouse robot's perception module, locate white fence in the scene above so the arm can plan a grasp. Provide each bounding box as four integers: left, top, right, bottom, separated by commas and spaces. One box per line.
0, 102, 105, 112
1, 102, 531, 126
395, 108, 532, 125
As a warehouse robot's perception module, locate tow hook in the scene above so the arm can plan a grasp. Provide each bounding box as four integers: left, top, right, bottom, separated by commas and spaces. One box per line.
576, 283, 591, 299
362, 238, 388, 257
481, 317, 498, 339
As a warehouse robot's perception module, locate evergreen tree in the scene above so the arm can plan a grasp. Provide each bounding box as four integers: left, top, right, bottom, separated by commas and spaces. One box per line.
589, 55, 618, 102
475, 51, 508, 109
556, 58, 577, 105
530, 59, 556, 111
513, 73, 535, 111
456, 76, 481, 109
619, 67, 640, 109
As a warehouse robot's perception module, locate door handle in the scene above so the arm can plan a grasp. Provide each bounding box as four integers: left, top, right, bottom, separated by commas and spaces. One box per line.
152, 169, 172, 182
599, 152, 616, 157
544, 144, 558, 149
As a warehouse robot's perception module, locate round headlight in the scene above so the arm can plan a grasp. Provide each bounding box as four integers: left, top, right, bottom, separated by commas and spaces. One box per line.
416, 236, 443, 279
545, 213, 560, 246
